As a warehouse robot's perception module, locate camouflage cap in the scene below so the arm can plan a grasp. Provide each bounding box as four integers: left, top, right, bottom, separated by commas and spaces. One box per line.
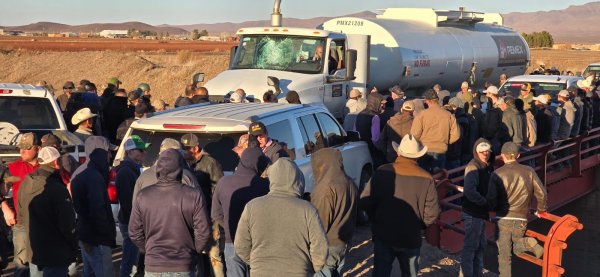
17, 132, 40, 150
41, 133, 62, 148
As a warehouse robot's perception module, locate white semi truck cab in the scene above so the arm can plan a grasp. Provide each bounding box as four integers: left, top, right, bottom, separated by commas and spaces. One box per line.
203, 5, 530, 118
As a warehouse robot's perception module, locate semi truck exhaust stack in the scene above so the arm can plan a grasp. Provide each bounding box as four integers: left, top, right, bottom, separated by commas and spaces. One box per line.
271, 0, 282, 27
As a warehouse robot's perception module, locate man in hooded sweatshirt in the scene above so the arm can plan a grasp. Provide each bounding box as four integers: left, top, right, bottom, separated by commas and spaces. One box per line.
212, 147, 270, 277
17, 147, 77, 276
460, 139, 493, 277
360, 134, 440, 277
235, 158, 328, 276
71, 144, 116, 277
310, 148, 358, 277
355, 93, 387, 166
129, 149, 211, 276
378, 101, 415, 163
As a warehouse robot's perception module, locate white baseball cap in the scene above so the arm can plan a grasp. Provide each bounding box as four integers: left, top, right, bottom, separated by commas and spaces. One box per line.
476, 141, 491, 153
484, 86, 499, 95
533, 94, 549, 105
558, 90, 570, 98
37, 147, 61, 165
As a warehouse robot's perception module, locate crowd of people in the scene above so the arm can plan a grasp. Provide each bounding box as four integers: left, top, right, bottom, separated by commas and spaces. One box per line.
0, 70, 598, 277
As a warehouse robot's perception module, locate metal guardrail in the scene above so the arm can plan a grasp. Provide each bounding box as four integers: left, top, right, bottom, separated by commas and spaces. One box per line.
426, 127, 600, 274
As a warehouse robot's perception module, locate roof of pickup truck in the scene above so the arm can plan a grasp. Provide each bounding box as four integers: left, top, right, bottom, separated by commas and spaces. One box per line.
0, 83, 51, 97
132, 103, 323, 132
506, 75, 583, 83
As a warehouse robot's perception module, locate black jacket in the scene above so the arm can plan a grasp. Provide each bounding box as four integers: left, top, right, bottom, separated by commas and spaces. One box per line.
174, 96, 193, 107
71, 148, 116, 247
535, 107, 554, 144
483, 105, 503, 140
116, 157, 141, 224
462, 138, 493, 219
211, 148, 270, 243
129, 149, 211, 273
26, 166, 77, 267
103, 96, 133, 143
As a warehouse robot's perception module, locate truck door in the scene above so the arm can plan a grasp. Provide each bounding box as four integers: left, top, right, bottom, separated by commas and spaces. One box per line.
345, 34, 370, 96
323, 40, 347, 119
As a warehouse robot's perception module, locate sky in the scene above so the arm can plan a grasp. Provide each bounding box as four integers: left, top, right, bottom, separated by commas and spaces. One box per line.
0, 0, 596, 26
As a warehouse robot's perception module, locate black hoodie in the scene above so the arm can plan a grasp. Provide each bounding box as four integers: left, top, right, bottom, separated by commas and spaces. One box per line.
461, 138, 493, 219
211, 147, 270, 243
129, 149, 211, 273
71, 148, 116, 247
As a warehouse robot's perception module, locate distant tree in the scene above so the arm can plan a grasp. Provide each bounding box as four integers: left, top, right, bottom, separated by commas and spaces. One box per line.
521, 31, 554, 48
166, 32, 170, 38
199, 29, 209, 37
191, 29, 200, 40
128, 28, 138, 37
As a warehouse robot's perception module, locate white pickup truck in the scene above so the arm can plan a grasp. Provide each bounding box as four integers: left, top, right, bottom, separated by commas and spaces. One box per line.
0, 83, 83, 164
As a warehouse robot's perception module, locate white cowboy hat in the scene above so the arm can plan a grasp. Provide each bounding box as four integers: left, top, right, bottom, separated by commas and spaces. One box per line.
71, 107, 97, 125
392, 134, 428, 159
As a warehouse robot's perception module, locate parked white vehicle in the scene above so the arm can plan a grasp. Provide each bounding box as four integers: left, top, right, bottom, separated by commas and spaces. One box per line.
113, 103, 373, 194
498, 75, 584, 103
0, 83, 83, 164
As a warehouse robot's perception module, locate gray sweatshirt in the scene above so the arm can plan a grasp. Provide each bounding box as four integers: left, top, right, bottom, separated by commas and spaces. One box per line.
234, 158, 328, 277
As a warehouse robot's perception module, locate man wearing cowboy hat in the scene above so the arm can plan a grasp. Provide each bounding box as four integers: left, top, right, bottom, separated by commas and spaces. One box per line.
360, 134, 440, 277
71, 108, 97, 142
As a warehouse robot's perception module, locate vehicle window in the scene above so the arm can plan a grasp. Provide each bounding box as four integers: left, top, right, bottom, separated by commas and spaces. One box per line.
583, 66, 600, 77
499, 82, 566, 98
232, 35, 326, 74
296, 115, 325, 155
265, 120, 296, 160
0, 97, 60, 130
128, 129, 243, 171
316, 112, 344, 147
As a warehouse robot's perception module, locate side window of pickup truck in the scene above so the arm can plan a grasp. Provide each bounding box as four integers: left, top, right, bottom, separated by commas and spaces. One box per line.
316, 112, 344, 147
266, 120, 297, 160
296, 114, 325, 155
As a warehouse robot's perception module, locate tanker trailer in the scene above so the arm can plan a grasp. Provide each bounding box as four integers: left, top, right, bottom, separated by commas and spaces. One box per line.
320, 8, 530, 97
202, 7, 529, 118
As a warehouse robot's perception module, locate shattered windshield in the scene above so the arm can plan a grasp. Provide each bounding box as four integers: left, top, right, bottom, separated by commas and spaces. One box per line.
232, 35, 326, 74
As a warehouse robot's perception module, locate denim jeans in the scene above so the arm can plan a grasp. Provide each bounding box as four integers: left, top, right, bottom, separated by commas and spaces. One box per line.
119, 223, 140, 277
224, 243, 248, 277
79, 241, 113, 277
373, 239, 420, 277
145, 272, 192, 277
496, 218, 533, 277
418, 152, 446, 173
12, 224, 30, 277
315, 244, 348, 277
460, 213, 487, 277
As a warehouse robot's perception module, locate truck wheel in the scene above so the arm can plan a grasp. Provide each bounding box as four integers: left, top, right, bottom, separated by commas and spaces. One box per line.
357, 165, 372, 226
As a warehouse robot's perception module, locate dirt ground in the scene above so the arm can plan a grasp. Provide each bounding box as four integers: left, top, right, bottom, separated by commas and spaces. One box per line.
0, 36, 236, 52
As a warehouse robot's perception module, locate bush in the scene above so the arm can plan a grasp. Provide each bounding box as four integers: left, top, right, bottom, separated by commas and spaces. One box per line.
522, 31, 554, 48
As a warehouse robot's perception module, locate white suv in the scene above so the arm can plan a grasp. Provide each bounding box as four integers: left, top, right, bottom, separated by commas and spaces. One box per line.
114, 103, 374, 194
498, 75, 583, 103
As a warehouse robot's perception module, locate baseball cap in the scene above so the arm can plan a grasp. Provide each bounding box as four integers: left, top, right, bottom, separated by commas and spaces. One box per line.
159, 138, 182, 153
484, 86, 499, 95
558, 90, 570, 98
501, 142, 520, 156
349, 89, 361, 98
63, 81, 75, 90
37, 147, 61, 165
123, 135, 150, 151
533, 94, 549, 105
520, 83, 531, 92
476, 141, 492, 153
401, 100, 415, 111
128, 89, 143, 101
181, 134, 200, 148
71, 108, 97, 125
41, 134, 62, 148
17, 132, 40, 150
249, 122, 267, 136
108, 77, 122, 86
423, 89, 439, 100
84, 136, 116, 156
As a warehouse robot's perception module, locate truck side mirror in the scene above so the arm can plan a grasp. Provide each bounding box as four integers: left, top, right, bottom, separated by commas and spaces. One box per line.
267, 76, 281, 97
229, 46, 238, 69
345, 49, 357, 81
192, 72, 205, 88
